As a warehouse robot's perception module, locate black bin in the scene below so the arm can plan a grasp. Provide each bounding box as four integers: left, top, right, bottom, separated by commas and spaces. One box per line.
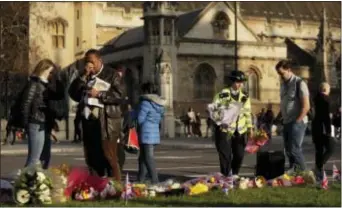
256, 150, 285, 180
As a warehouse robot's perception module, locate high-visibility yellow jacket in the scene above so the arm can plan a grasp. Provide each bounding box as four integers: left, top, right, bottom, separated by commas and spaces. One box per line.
212, 88, 253, 135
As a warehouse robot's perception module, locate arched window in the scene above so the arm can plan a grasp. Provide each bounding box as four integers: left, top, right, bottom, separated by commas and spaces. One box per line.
50, 19, 67, 49
212, 11, 230, 39
194, 63, 216, 99
245, 70, 259, 100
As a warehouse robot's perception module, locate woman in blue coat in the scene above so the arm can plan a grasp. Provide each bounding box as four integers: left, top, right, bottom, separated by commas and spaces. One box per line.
137, 82, 166, 184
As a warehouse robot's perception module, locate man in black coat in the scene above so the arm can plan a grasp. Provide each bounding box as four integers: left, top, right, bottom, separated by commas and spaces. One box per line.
68, 49, 127, 181
312, 82, 335, 181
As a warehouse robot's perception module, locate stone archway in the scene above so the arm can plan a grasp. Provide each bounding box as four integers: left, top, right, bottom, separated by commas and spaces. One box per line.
194, 63, 216, 100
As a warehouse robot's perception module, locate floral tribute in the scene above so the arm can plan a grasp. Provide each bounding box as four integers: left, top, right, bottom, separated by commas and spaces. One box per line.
13, 166, 53, 205
245, 129, 269, 154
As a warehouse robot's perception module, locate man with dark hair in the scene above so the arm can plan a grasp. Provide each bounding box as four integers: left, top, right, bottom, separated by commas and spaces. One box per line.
69, 49, 127, 181
275, 59, 311, 173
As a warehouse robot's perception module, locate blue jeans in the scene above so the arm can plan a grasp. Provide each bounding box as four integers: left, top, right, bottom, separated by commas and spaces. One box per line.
283, 121, 307, 171
25, 123, 51, 169
138, 144, 159, 184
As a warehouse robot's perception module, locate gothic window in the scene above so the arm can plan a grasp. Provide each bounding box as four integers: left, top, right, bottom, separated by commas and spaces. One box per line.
245, 70, 259, 100
194, 63, 216, 100
50, 21, 66, 49
212, 12, 230, 39
151, 19, 159, 44
164, 20, 171, 36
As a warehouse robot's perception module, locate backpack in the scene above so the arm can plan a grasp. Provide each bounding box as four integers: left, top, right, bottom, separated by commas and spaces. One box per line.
295, 79, 315, 121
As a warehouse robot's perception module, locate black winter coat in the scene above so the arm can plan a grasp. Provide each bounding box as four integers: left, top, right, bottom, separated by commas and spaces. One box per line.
312, 93, 331, 138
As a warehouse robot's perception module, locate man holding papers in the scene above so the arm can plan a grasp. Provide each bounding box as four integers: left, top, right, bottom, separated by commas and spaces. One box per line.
69, 49, 127, 182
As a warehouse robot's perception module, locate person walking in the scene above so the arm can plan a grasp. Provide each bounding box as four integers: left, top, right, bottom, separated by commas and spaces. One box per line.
21, 59, 59, 169
275, 59, 310, 173
69, 49, 127, 181
312, 82, 335, 181
212, 70, 254, 179
137, 82, 166, 184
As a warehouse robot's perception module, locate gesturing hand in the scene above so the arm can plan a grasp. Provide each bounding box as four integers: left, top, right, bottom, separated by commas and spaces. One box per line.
87, 88, 100, 98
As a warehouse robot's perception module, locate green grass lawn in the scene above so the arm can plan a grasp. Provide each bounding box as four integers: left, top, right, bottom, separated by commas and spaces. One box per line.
2, 184, 340, 207
53, 184, 341, 207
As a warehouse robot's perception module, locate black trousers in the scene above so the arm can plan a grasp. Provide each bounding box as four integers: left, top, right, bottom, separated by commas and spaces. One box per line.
214, 125, 247, 176
82, 118, 109, 177
313, 135, 335, 171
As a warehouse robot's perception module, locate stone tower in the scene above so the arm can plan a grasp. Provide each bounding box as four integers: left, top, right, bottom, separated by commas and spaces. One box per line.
142, 1, 177, 138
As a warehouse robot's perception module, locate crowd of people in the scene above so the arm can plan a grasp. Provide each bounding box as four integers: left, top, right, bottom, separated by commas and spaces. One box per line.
0, 51, 340, 186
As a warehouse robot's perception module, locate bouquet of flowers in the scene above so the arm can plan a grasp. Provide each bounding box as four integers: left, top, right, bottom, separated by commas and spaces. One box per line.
73, 182, 98, 201
46, 165, 69, 203
13, 166, 53, 205
245, 129, 269, 154
207, 102, 242, 127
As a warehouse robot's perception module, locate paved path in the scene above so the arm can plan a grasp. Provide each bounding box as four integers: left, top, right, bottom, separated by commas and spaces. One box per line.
1, 137, 340, 182
0, 135, 319, 156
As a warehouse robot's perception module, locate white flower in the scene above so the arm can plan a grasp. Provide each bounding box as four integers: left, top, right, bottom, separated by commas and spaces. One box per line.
36, 172, 46, 183
38, 195, 52, 204
15, 189, 31, 205
38, 184, 48, 191
60, 176, 67, 185
39, 188, 51, 197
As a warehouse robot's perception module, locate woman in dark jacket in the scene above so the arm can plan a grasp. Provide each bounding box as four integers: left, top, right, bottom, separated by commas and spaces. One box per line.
137, 82, 166, 184
21, 59, 61, 169
312, 82, 335, 180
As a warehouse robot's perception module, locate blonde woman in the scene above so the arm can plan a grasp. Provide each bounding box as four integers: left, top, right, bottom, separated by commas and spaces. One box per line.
21, 59, 56, 169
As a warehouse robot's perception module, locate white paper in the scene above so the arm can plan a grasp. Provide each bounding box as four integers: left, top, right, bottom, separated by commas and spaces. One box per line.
93, 77, 111, 91
85, 77, 111, 108
207, 102, 243, 126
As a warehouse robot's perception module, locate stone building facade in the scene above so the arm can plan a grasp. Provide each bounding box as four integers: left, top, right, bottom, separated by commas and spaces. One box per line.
99, 2, 341, 118
2, 2, 340, 138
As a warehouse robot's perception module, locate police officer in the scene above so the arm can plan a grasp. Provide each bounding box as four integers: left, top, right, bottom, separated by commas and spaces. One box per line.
212, 70, 253, 179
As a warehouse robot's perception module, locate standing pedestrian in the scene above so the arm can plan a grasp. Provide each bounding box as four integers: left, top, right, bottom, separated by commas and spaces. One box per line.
188, 107, 196, 137
212, 70, 254, 179
257, 108, 265, 130
137, 82, 166, 184
312, 82, 335, 181
21, 59, 58, 169
69, 49, 127, 181
275, 59, 310, 173
194, 112, 202, 138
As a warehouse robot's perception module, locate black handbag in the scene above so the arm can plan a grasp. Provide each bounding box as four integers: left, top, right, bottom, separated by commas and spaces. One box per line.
256, 150, 285, 180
